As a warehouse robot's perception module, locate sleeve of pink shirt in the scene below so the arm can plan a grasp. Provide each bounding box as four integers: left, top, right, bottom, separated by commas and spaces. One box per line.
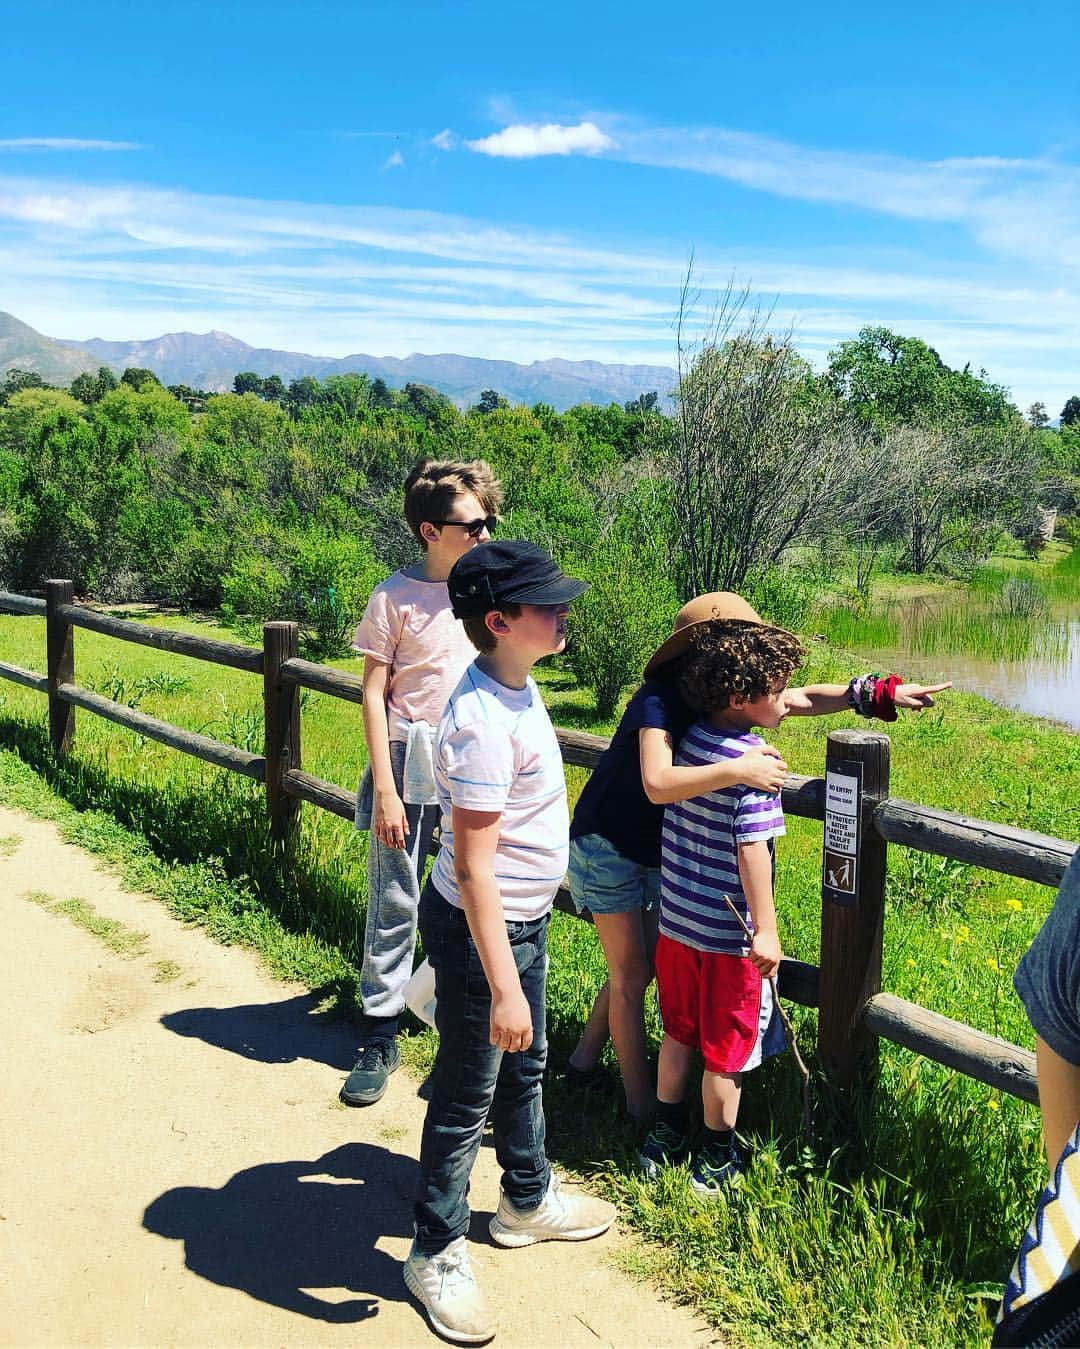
351, 579, 400, 665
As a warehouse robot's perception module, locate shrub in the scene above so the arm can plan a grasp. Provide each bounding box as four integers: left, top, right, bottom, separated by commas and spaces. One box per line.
566, 532, 676, 719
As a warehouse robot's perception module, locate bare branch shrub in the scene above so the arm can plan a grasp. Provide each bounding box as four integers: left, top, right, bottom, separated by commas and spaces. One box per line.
664, 277, 868, 595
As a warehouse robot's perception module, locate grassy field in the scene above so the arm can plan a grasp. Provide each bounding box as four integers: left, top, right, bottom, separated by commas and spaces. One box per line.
0, 600, 1077, 1345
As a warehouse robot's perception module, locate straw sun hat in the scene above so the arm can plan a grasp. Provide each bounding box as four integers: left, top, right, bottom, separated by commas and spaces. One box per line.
642, 592, 764, 678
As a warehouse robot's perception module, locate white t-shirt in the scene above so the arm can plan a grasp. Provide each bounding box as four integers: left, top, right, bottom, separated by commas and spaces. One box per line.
431, 663, 569, 922
351, 569, 476, 742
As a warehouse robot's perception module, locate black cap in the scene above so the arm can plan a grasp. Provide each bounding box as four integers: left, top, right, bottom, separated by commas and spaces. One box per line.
448, 540, 589, 619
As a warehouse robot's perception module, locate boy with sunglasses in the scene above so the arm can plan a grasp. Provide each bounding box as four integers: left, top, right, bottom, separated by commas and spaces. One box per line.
342, 458, 503, 1109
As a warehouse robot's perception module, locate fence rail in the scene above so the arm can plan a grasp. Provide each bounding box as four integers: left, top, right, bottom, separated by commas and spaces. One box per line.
1, 582, 1075, 1107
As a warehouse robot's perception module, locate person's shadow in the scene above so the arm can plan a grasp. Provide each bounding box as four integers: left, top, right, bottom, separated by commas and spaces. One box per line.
143, 1143, 415, 1323
161, 993, 357, 1071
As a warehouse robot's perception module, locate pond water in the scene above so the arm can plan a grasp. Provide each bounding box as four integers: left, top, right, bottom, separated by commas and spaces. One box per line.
847, 598, 1080, 731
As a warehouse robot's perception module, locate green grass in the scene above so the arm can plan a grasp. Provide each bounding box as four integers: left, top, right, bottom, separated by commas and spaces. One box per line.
813, 544, 1078, 664
0, 606, 1077, 1345
0, 831, 20, 855
23, 888, 149, 956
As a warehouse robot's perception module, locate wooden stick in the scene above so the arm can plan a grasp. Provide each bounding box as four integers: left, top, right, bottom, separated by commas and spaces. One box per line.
723, 895, 813, 1139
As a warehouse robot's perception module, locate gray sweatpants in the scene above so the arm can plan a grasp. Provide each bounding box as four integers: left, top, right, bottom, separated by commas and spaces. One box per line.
359, 739, 440, 1019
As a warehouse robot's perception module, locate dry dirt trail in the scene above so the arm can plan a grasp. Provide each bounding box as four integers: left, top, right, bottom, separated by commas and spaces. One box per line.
0, 805, 715, 1349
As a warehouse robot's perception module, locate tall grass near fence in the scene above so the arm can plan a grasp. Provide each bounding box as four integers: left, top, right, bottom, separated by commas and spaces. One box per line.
0, 610, 1077, 1345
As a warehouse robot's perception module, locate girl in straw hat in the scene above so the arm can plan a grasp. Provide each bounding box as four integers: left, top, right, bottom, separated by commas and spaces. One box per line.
563, 592, 949, 1125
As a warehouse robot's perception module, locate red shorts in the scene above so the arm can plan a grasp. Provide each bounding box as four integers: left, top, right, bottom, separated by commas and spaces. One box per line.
654, 933, 772, 1074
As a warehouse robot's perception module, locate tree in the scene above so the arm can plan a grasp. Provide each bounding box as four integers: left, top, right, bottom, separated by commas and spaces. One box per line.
1027, 401, 1050, 429
624, 391, 659, 415
1061, 396, 1080, 427
1, 368, 46, 405
475, 388, 507, 415
121, 367, 162, 392
261, 374, 287, 402
368, 377, 393, 410
71, 366, 118, 405
826, 326, 1013, 429
878, 422, 1039, 573
665, 283, 865, 595
287, 376, 320, 410
233, 372, 264, 396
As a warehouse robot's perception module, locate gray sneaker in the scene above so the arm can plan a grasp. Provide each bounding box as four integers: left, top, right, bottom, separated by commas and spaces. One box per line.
403, 1236, 496, 1344
489, 1172, 615, 1248
340, 1037, 400, 1106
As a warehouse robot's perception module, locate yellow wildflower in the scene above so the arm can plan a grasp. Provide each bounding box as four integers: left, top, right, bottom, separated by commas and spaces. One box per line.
988, 1099, 1000, 1112
1006, 899, 1023, 913
906, 958, 917, 969
957, 925, 971, 942
986, 957, 1000, 973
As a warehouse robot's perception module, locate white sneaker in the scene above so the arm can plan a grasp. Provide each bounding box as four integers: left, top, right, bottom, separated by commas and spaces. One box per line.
403, 1236, 497, 1344
489, 1172, 615, 1248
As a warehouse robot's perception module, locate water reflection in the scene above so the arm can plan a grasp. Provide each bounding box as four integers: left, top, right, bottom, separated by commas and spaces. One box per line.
854, 609, 1080, 730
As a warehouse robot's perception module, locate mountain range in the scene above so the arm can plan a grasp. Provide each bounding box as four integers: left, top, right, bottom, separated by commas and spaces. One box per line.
0, 311, 675, 410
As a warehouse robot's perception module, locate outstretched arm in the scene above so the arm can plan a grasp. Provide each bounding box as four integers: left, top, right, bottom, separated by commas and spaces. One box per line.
785, 679, 952, 717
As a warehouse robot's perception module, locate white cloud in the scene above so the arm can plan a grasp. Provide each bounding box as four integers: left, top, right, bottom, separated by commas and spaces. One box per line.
466, 121, 616, 159
0, 137, 143, 152
383, 150, 404, 170
431, 129, 456, 151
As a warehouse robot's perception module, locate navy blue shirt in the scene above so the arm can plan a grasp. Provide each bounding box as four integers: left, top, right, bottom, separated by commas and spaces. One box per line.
1015, 851, 1080, 1066
570, 678, 695, 869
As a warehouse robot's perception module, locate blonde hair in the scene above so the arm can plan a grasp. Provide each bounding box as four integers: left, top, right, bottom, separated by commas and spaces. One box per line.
403, 458, 503, 548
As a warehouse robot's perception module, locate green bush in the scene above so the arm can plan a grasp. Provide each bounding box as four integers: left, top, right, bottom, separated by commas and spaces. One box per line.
221, 554, 289, 628
566, 533, 676, 718
285, 528, 382, 657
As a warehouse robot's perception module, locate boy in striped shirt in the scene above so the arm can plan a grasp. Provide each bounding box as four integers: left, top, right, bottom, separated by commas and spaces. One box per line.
642, 619, 806, 1196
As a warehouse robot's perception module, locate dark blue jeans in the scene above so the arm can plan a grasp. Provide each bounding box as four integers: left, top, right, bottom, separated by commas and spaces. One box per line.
413, 880, 551, 1256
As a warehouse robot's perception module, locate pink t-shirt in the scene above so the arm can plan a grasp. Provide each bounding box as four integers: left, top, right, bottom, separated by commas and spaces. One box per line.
351, 568, 476, 741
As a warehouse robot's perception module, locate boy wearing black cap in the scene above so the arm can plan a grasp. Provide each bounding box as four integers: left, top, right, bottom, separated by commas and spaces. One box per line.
404, 540, 615, 1345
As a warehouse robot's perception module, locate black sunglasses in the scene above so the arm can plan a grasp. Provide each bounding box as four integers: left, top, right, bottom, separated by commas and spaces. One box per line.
429, 515, 497, 539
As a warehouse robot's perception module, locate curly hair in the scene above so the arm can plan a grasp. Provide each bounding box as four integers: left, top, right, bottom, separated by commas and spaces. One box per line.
403, 458, 503, 547
677, 619, 806, 714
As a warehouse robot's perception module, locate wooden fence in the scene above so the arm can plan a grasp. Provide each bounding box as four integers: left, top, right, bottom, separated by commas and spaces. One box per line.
1, 581, 1076, 1108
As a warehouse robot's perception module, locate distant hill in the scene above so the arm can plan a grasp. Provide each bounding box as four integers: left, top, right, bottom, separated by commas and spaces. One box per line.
63, 329, 676, 410
0, 312, 99, 385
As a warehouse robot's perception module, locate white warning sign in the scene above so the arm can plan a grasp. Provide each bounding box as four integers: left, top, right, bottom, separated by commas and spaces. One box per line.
823, 762, 862, 904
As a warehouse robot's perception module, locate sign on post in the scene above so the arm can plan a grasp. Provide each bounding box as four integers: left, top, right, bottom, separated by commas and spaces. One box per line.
823, 759, 863, 905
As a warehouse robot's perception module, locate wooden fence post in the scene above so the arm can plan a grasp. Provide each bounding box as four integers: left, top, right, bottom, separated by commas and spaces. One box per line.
263, 621, 300, 847
45, 579, 75, 754
817, 727, 891, 1094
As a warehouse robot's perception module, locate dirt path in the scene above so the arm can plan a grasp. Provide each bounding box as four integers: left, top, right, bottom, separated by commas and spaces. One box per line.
0, 807, 714, 1348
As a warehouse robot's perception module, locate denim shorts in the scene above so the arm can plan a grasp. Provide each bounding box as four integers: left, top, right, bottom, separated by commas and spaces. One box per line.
567, 833, 660, 918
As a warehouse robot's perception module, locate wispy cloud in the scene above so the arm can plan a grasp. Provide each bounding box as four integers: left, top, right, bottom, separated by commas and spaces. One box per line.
431, 129, 456, 151
466, 121, 615, 158
383, 150, 405, 170
0, 137, 144, 152
0, 169, 1076, 409
463, 117, 1080, 275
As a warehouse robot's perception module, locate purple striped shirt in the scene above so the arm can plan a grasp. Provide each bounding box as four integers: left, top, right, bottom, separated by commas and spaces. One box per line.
659, 723, 785, 954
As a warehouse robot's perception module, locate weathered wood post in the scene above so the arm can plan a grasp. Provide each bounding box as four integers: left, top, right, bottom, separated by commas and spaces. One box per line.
263, 621, 300, 847
817, 728, 891, 1094
45, 579, 75, 754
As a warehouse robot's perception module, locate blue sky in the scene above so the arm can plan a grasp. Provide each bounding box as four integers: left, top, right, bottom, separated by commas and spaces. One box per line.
1, 0, 1077, 411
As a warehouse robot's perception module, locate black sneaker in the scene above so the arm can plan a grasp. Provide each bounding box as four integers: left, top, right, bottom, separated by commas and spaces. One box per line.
638, 1119, 689, 1178
341, 1038, 401, 1106
561, 1060, 608, 1093
689, 1139, 747, 1197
